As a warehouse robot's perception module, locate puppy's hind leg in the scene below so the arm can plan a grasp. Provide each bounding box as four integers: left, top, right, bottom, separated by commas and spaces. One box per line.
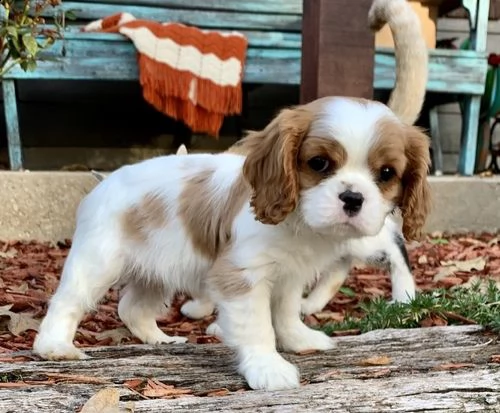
33, 241, 125, 360
180, 295, 215, 320
118, 282, 187, 345
301, 261, 351, 315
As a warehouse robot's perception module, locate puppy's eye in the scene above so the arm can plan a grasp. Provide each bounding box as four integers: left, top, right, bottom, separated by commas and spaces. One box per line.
307, 156, 331, 173
379, 166, 396, 182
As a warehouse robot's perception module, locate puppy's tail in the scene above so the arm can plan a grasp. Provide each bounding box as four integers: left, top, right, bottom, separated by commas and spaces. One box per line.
369, 0, 428, 125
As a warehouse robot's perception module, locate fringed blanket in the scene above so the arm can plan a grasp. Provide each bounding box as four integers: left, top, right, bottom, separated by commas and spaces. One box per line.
83, 13, 248, 137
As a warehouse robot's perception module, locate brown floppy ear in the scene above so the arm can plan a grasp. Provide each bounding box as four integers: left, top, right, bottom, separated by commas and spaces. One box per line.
400, 126, 433, 240
242, 107, 313, 225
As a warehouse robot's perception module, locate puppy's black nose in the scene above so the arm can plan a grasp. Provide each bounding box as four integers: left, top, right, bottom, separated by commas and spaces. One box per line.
338, 190, 364, 216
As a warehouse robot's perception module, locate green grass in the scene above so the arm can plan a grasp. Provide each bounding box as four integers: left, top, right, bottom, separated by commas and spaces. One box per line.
322, 279, 500, 335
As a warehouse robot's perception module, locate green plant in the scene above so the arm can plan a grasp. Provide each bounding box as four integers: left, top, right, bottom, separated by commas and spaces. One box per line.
322, 279, 500, 335
0, 0, 63, 77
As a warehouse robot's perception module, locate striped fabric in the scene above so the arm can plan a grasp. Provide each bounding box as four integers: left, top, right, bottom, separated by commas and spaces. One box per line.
83, 13, 248, 137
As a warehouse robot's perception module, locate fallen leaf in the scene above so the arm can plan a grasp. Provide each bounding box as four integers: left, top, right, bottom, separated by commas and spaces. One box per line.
46, 373, 111, 385
80, 388, 120, 413
363, 287, 386, 296
462, 275, 500, 291
95, 327, 131, 345
437, 276, 463, 287
6, 282, 29, 294
207, 389, 230, 397
358, 355, 392, 366
417, 255, 428, 265
296, 349, 321, 356
124, 378, 145, 391
490, 355, 500, 363
303, 315, 320, 327
420, 315, 448, 327
434, 257, 486, 281
0, 305, 40, 336
331, 329, 361, 336
312, 311, 344, 322
0, 248, 18, 259
142, 379, 192, 399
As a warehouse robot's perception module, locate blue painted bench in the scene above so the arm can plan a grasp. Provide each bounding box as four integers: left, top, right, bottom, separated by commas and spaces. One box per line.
1, 0, 490, 175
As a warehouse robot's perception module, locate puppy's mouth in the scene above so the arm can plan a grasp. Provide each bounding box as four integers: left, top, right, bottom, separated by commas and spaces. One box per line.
326, 221, 365, 240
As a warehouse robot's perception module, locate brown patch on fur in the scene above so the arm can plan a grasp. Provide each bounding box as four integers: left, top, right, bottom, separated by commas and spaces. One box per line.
242, 106, 314, 225
369, 119, 432, 240
207, 252, 251, 298
400, 126, 432, 240
297, 136, 348, 189
122, 192, 168, 242
368, 119, 408, 204
179, 170, 250, 260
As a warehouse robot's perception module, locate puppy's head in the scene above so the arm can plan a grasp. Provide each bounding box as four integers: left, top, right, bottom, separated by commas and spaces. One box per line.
242, 97, 431, 240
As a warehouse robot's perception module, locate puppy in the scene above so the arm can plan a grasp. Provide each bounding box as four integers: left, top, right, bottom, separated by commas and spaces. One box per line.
182, 0, 430, 320
34, 0, 430, 391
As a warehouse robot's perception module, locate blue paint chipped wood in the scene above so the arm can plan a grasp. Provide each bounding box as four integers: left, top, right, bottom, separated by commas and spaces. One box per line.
1, 80, 23, 171
1, 0, 492, 175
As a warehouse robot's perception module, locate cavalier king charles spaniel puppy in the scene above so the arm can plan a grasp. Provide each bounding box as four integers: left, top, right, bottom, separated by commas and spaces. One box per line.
34, 0, 431, 392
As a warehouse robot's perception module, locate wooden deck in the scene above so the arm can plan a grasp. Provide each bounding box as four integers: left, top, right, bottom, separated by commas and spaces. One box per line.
0, 325, 499, 412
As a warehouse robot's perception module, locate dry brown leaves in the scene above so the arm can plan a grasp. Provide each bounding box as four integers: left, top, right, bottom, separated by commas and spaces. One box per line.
0, 232, 498, 353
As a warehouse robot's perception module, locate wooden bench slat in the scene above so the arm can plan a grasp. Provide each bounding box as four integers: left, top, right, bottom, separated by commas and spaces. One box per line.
4, 38, 487, 95
75, 0, 302, 15
56, 27, 302, 49
43, 2, 301, 31
375, 48, 488, 94
4, 49, 302, 85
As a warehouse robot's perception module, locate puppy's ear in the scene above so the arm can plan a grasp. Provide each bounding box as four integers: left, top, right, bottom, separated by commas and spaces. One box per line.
400, 126, 432, 240
243, 107, 313, 225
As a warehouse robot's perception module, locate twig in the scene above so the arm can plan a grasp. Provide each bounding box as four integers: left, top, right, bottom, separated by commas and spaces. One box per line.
442, 311, 477, 325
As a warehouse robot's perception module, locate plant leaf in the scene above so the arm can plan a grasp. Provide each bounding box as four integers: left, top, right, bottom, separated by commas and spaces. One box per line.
6, 26, 18, 38
22, 33, 38, 56
26, 59, 37, 72
339, 286, 356, 298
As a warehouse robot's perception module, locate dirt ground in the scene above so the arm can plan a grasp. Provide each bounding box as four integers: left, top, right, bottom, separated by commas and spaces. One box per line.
1, 232, 499, 353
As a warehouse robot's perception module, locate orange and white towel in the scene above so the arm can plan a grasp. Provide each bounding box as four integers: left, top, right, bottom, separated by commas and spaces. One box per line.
83, 13, 248, 137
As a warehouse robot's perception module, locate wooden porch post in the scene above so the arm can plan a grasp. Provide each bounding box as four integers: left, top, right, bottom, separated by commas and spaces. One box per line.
300, 0, 375, 103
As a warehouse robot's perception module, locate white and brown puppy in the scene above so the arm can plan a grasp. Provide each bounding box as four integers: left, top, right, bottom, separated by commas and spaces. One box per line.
33, 0, 430, 392
182, 0, 430, 320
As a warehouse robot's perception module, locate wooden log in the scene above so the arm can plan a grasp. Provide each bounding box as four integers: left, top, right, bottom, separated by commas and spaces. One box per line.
0, 326, 499, 412
300, 0, 375, 103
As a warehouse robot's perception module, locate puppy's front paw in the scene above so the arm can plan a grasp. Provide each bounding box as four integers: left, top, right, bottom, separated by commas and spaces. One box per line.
33, 337, 89, 361
300, 298, 325, 316
278, 325, 335, 353
390, 289, 415, 304
240, 352, 300, 391
142, 331, 188, 345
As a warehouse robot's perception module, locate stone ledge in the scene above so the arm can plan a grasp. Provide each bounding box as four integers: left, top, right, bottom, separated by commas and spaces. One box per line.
1, 171, 499, 242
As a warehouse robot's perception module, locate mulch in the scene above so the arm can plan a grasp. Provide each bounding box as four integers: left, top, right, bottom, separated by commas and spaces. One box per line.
1, 232, 499, 354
